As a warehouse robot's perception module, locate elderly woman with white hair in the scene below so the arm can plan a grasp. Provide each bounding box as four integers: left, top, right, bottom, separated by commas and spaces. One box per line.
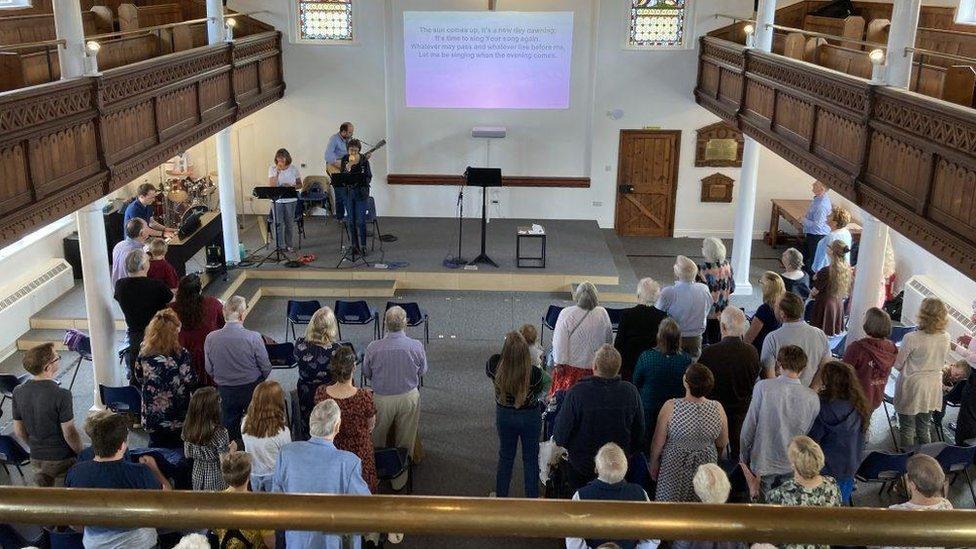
295, 306, 342, 435
613, 278, 667, 381
550, 281, 614, 397
566, 443, 659, 549
656, 256, 713, 360
698, 237, 735, 345
669, 464, 746, 549
114, 247, 175, 387
779, 247, 810, 300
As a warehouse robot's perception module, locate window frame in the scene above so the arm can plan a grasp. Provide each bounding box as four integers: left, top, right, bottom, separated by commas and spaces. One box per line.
956, 0, 976, 26
288, 0, 359, 46
623, 0, 696, 52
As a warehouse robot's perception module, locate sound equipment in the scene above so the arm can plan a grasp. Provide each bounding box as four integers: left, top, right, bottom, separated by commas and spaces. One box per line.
205, 243, 226, 279
326, 139, 387, 175
178, 210, 202, 240
465, 167, 502, 268
63, 233, 82, 280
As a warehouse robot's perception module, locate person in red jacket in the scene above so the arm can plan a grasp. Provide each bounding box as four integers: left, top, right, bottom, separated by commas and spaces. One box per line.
169, 274, 224, 386
146, 238, 179, 291
843, 307, 898, 418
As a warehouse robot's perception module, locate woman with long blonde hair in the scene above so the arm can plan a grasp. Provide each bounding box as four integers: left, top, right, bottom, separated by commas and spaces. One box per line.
810, 240, 852, 336
295, 306, 342, 435
242, 380, 291, 491
893, 297, 951, 448
138, 309, 197, 448
486, 331, 546, 498
746, 271, 785, 352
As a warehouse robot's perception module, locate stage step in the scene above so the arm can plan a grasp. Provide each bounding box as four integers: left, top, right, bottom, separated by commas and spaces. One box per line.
570, 282, 637, 304
232, 278, 398, 304
17, 328, 128, 351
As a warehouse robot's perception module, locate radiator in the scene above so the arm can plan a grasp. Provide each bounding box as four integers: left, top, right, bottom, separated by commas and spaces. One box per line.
0, 259, 74, 358
902, 275, 976, 343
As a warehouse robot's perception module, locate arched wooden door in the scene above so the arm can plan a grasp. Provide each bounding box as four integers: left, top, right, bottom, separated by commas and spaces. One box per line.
614, 129, 681, 237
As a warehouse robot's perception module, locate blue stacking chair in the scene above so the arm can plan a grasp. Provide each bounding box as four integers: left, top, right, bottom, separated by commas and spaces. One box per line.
933, 444, 976, 502
890, 325, 916, 345
540, 305, 564, 347
98, 385, 142, 419
385, 301, 429, 344
266, 342, 296, 369
606, 307, 626, 333
48, 527, 85, 549
829, 333, 848, 358
335, 300, 380, 340
286, 299, 321, 342
375, 447, 412, 494
0, 435, 30, 482
0, 524, 44, 548
854, 450, 913, 502
62, 329, 92, 391
882, 372, 900, 450
0, 374, 28, 412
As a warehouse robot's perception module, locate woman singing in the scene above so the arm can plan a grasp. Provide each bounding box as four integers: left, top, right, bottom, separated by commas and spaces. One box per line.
340, 139, 372, 254
268, 148, 302, 252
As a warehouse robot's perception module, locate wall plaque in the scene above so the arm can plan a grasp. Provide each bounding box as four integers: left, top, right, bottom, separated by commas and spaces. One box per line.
701, 173, 735, 203
695, 122, 744, 167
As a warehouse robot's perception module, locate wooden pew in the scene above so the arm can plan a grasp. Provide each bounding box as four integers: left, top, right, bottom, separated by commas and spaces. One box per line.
864, 18, 889, 48
97, 32, 160, 70
117, 3, 182, 32
818, 44, 872, 79
0, 11, 96, 46
171, 21, 207, 51
943, 65, 976, 107
803, 14, 866, 50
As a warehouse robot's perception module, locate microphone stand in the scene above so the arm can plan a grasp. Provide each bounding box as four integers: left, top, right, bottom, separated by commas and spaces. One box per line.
444, 176, 467, 268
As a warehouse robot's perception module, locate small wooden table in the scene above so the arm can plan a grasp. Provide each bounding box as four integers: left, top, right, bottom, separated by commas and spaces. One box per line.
768, 198, 861, 247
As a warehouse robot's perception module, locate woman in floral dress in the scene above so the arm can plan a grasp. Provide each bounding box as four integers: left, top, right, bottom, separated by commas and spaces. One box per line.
138, 309, 198, 449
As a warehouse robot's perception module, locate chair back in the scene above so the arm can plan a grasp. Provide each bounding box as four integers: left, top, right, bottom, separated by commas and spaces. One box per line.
855, 450, 912, 481
335, 300, 373, 323
0, 374, 26, 397
935, 445, 976, 474
375, 447, 409, 479
287, 300, 321, 323
543, 305, 564, 330
605, 307, 625, 329
98, 384, 142, 414
63, 329, 92, 357
0, 435, 30, 465
890, 325, 916, 345
48, 527, 85, 549
266, 342, 296, 368
387, 302, 423, 325
366, 196, 377, 222
803, 299, 815, 322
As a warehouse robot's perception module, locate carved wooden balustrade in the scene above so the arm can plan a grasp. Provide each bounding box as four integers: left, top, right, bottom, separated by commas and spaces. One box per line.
696, 36, 976, 280
0, 30, 282, 246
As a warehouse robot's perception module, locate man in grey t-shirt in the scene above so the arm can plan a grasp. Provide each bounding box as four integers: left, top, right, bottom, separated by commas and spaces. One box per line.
12, 343, 83, 486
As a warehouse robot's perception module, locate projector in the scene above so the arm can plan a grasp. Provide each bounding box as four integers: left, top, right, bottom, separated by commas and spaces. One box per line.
471, 126, 507, 139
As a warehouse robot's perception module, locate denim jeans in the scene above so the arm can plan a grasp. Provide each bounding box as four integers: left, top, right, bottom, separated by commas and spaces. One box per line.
898, 412, 935, 448
836, 476, 854, 504
495, 404, 542, 498
339, 187, 369, 249
273, 200, 297, 249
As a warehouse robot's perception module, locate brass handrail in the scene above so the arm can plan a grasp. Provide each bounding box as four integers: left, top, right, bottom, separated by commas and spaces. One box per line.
1, 487, 976, 546
906, 46, 976, 66
0, 38, 65, 52
85, 11, 269, 41
712, 14, 887, 50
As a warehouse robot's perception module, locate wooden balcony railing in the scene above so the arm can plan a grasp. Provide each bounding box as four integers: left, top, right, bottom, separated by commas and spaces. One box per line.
695, 36, 976, 281
0, 30, 283, 247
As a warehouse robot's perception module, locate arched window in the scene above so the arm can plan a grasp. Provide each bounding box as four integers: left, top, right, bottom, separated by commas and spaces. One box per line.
297, 0, 353, 43
628, 0, 692, 49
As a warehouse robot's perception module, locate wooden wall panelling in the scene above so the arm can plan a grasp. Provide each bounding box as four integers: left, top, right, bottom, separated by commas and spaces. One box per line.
117, 3, 182, 32
97, 34, 160, 71
943, 66, 976, 107
0, 12, 95, 46
0, 52, 26, 92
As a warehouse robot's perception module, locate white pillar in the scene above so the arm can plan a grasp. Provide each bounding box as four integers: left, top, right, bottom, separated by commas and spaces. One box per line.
754, 0, 777, 53
52, 0, 86, 79
847, 214, 889, 341
206, 0, 226, 43
76, 200, 121, 408
885, 0, 921, 88
731, 137, 761, 296
215, 128, 241, 264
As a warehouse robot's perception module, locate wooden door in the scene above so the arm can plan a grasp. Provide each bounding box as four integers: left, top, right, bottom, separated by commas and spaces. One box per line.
614, 130, 681, 237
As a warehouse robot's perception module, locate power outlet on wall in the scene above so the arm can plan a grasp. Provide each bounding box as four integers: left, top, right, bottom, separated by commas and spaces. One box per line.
592, 201, 603, 207
300, 163, 307, 168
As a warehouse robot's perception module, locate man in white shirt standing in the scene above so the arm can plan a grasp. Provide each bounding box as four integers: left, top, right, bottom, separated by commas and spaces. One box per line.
760, 292, 830, 387
656, 255, 712, 360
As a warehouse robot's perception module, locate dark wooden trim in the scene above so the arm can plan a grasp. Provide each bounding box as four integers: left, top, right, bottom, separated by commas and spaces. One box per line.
386, 174, 590, 188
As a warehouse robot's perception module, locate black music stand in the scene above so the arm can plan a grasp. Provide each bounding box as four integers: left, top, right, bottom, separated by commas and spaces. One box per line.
253, 186, 298, 267
465, 167, 501, 268
331, 173, 369, 268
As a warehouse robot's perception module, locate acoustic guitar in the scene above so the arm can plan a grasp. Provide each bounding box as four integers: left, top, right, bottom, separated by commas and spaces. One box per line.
326, 139, 387, 175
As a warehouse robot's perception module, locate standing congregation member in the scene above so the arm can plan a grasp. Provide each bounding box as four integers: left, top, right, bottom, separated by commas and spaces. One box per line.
550, 281, 613, 396
843, 307, 897, 420
215, 452, 275, 548
745, 271, 784, 353
146, 238, 179, 290
12, 343, 83, 487
204, 296, 272, 445
759, 292, 829, 387
810, 240, 852, 337
779, 248, 810, 300
811, 207, 853, 274
886, 454, 953, 515
801, 180, 832, 276
656, 256, 712, 360
139, 309, 197, 449
273, 399, 371, 548
325, 122, 354, 219
765, 436, 842, 549
671, 464, 745, 549
65, 412, 167, 548
632, 318, 692, 441
170, 274, 225, 386
340, 139, 373, 255
554, 345, 644, 492
242, 380, 292, 492
296, 306, 342, 435
740, 346, 821, 495
183, 387, 232, 491
807, 361, 869, 504
566, 443, 659, 549
111, 218, 148, 285
123, 182, 175, 238
486, 331, 546, 498
950, 299, 976, 368
697, 237, 735, 345
363, 306, 427, 490
115, 248, 173, 386
614, 278, 667, 381
699, 307, 761, 460
893, 297, 951, 448
268, 148, 302, 252
649, 364, 728, 502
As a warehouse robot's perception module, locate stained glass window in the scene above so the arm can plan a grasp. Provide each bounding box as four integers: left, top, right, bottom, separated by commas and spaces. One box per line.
298, 0, 353, 42
629, 0, 688, 49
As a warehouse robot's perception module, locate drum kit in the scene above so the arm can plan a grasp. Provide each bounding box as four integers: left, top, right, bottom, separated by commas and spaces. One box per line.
152, 173, 218, 228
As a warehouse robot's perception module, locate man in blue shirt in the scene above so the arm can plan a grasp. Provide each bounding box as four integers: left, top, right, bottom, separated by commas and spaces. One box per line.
801, 180, 832, 276
65, 412, 167, 548
325, 122, 354, 219
273, 399, 371, 549
123, 183, 175, 238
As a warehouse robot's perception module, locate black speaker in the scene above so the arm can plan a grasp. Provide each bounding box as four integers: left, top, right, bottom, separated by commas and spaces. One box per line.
63, 233, 82, 280
206, 243, 227, 279
104, 202, 124, 261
